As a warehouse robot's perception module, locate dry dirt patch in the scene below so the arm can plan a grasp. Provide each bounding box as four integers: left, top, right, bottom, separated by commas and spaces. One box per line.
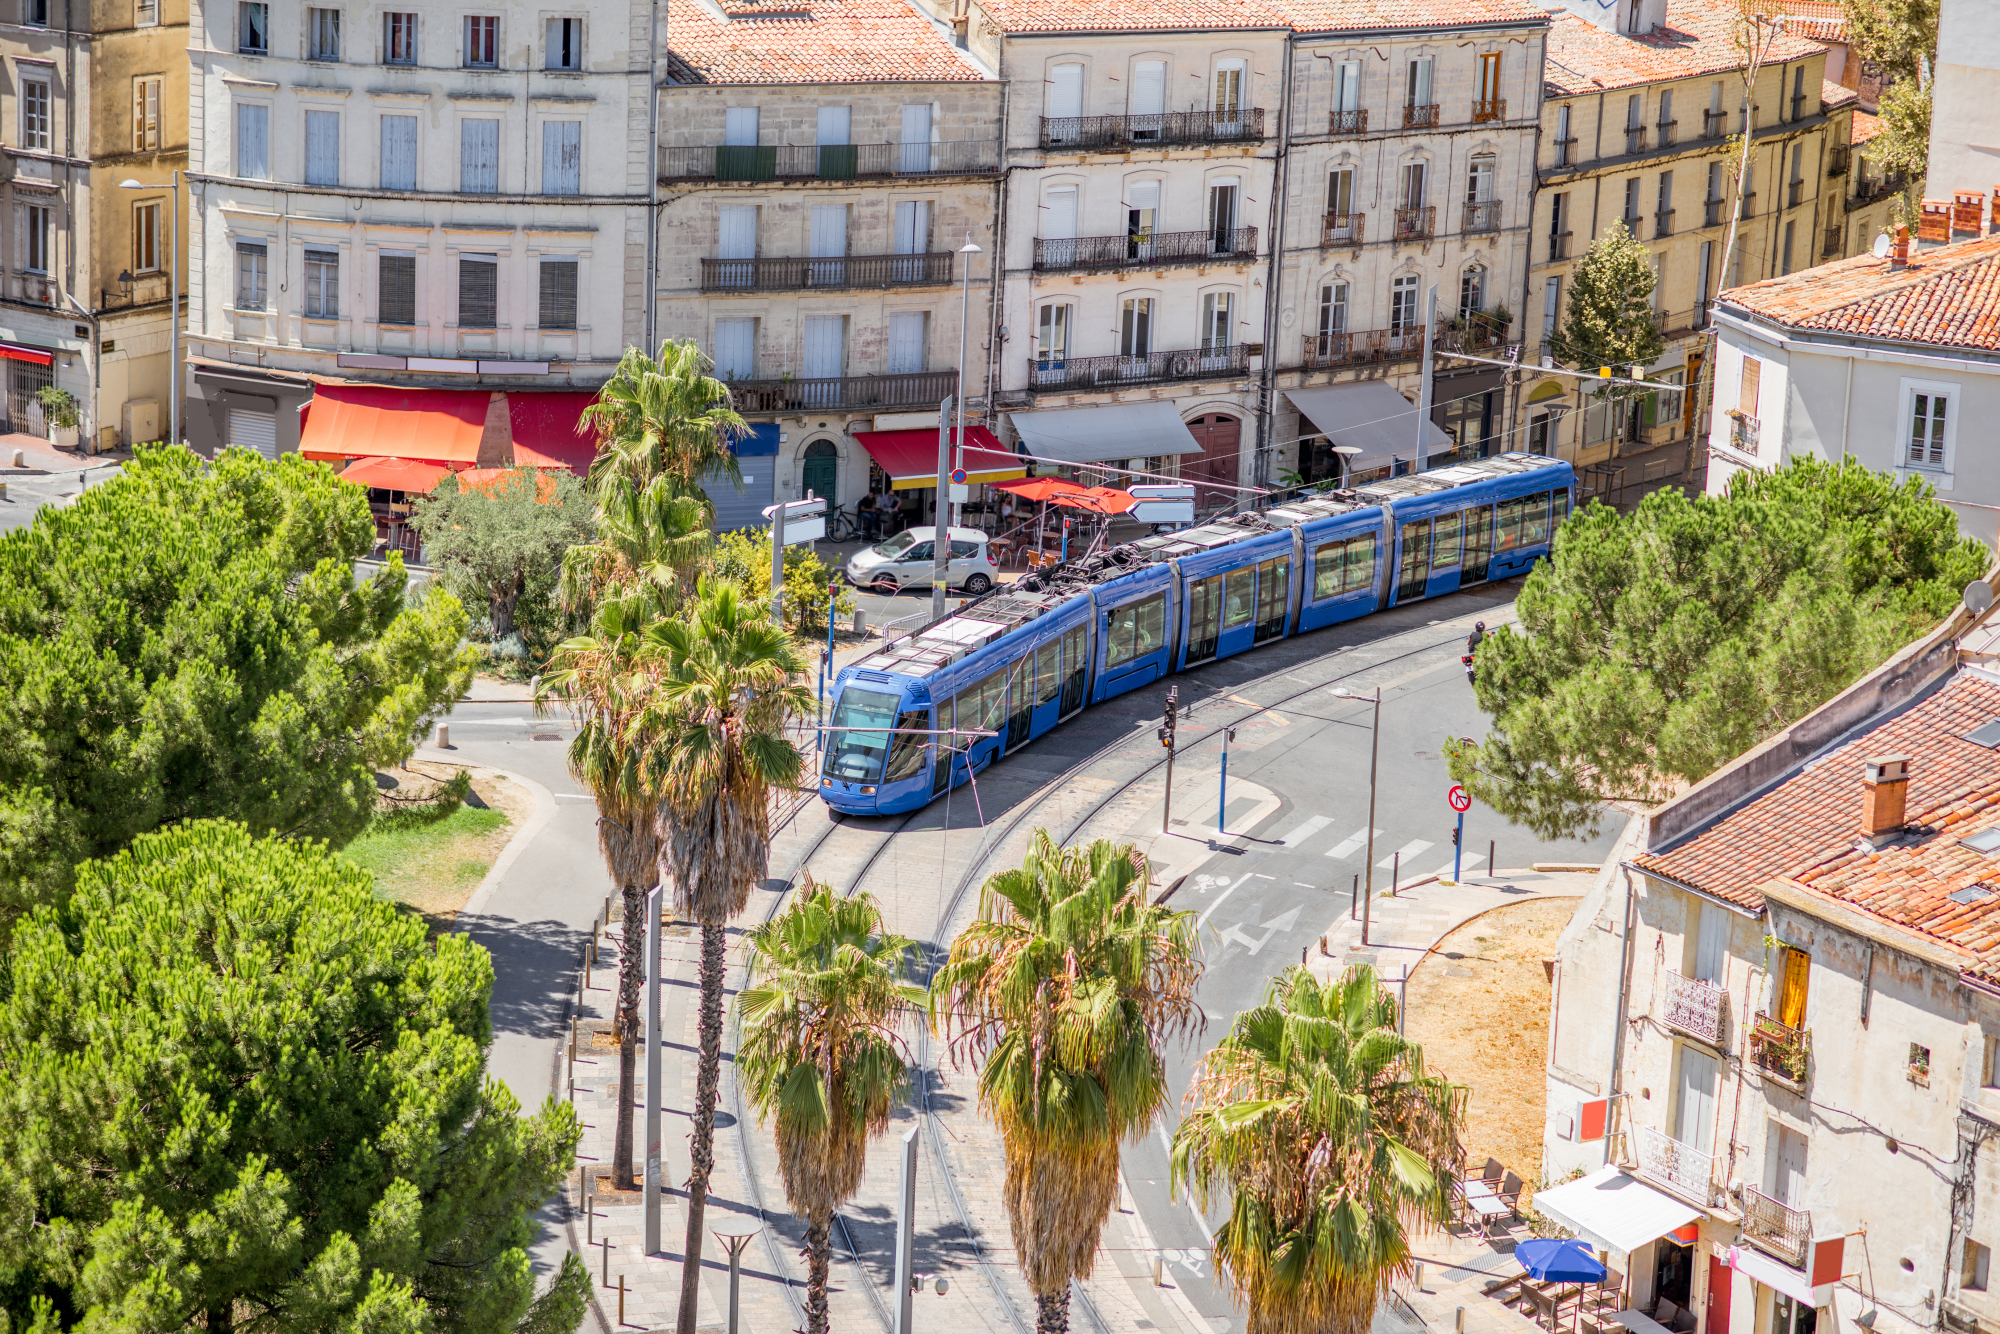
342, 760, 534, 929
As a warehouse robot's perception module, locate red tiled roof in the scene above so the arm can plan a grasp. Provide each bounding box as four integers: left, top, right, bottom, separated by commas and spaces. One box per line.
1722, 234, 2000, 353
1851, 108, 1884, 144
667, 0, 989, 83
1634, 674, 2000, 911
1820, 78, 1856, 110
1781, 1, 1847, 43
979, 0, 1291, 31
1281, 0, 1548, 35
1543, 0, 1826, 96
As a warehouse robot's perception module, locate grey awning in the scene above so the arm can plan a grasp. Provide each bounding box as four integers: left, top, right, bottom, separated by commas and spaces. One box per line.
1008, 401, 1204, 464
1285, 382, 1453, 471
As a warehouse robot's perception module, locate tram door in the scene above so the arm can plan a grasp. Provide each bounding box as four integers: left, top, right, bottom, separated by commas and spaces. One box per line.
1005, 656, 1034, 750
1395, 517, 1432, 604
932, 697, 955, 796
1058, 626, 1088, 718
1029, 637, 1063, 738
1461, 505, 1495, 585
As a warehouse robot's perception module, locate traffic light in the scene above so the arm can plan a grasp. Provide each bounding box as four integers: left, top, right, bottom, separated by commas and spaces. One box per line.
1160, 686, 1180, 749
1451, 827, 1460, 846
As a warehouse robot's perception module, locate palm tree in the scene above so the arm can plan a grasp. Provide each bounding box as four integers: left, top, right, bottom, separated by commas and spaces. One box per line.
559, 473, 714, 618
582, 341, 748, 500
930, 833, 1203, 1334
536, 592, 662, 1192
1171, 965, 1467, 1334
738, 877, 925, 1334
634, 578, 813, 1334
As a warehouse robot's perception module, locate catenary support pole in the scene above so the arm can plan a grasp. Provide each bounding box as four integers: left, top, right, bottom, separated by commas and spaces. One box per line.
893, 1127, 919, 1334
643, 885, 664, 1253
1414, 284, 1438, 472
933, 394, 953, 622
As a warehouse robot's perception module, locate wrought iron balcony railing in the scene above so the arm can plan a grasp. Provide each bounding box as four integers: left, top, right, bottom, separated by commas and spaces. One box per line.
1403, 103, 1440, 129
1394, 205, 1435, 241
1463, 200, 1501, 233
1828, 144, 1850, 177
1743, 1188, 1810, 1267
725, 369, 956, 414
1823, 223, 1843, 257
1749, 1011, 1809, 1085
1637, 1126, 1720, 1206
1329, 108, 1367, 136
1706, 198, 1726, 227
1703, 109, 1727, 138
1472, 97, 1506, 123
701, 251, 954, 293
1028, 343, 1250, 392
1789, 178, 1805, 208
1322, 212, 1364, 246
1033, 227, 1257, 274
1300, 328, 1426, 369
1655, 207, 1675, 238
1662, 971, 1726, 1046
1656, 118, 1677, 147
1548, 230, 1572, 261
1625, 126, 1648, 154
661, 140, 998, 182
1553, 136, 1577, 167
1040, 109, 1266, 152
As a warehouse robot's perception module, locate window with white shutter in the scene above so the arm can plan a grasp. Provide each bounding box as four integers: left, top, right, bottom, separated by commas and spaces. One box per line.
893, 200, 930, 254
236, 242, 267, 310
816, 106, 850, 145
886, 311, 927, 375
236, 102, 269, 179
305, 110, 340, 186
21, 77, 50, 152
380, 115, 417, 190
713, 318, 756, 380
1043, 186, 1076, 239
1048, 63, 1083, 119
132, 77, 161, 151
802, 316, 845, 380
458, 254, 498, 327
460, 119, 499, 193
538, 258, 577, 328
717, 205, 757, 260
304, 249, 338, 318
898, 104, 931, 173
541, 120, 581, 195
809, 205, 847, 285
724, 107, 759, 145
1130, 61, 1165, 115
378, 252, 416, 325
545, 17, 582, 69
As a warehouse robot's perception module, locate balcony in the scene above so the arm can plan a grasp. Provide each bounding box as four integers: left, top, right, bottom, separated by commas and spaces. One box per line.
1637, 1126, 1720, 1206
1463, 200, 1501, 233
725, 369, 956, 414
1394, 205, 1435, 241
1403, 103, 1440, 129
1553, 136, 1577, 167
1788, 179, 1805, 208
1472, 97, 1507, 123
1705, 198, 1726, 227
1743, 1188, 1810, 1267
1625, 127, 1648, 155
7, 273, 54, 306
1033, 227, 1257, 274
1329, 108, 1368, 136
1740, 191, 1757, 219
1656, 118, 1677, 148
1828, 143, 1851, 177
1662, 971, 1726, 1046
1301, 327, 1427, 369
661, 140, 998, 182
1029, 342, 1249, 393
1703, 109, 1727, 138
1749, 1011, 1809, 1087
702, 251, 955, 293
1655, 207, 1675, 239
1322, 212, 1365, 246
1040, 109, 1266, 152
1823, 223, 1843, 257
1548, 231, 1572, 261
1436, 316, 1509, 354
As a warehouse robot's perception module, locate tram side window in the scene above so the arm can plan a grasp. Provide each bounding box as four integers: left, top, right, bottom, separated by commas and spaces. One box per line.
1520, 491, 1552, 546
1036, 639, 1060, 705
959, 666, 1008, 733
1554, 487, 1572, 527
933, 696, 956, 794
884, 709, 931, 783
823, 686, 900, 781
1060, 626, 1087, 714
1431, 511, 1463, 571
1105, 595, 1166, 668
1222, 570, 1254, 629
1253, 557, 1289, 643
1495, 498, 1525, 554
1312, 535, 1375, 599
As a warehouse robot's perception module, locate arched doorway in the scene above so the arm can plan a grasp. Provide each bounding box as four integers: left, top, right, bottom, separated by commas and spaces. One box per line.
1183, 413, 1240, 514
801, 439, 838, 508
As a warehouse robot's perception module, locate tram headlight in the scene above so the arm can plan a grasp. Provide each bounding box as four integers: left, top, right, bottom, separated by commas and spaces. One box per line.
822, 776, 832, 788
861, 786, 876, 795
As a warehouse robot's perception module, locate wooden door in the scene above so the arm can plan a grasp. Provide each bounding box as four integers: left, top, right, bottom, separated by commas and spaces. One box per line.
1183, 414, 1240, 514
1704, 1255, 1731, 1334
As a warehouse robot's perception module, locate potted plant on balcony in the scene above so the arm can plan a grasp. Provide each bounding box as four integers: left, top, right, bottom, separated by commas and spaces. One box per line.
37, 386, 79, 448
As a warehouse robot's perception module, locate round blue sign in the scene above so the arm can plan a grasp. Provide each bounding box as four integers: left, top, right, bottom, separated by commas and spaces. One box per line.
951, 468, 967, 485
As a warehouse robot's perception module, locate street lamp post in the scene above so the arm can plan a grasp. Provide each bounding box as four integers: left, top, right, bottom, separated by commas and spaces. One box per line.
119, 172, 180, 446
1334, 685, 1383, 945
709, 1219, 762, 1334
952, 237, 980, 529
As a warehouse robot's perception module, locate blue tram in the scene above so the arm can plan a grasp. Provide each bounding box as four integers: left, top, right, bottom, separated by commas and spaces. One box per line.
819, 453, 1574, 815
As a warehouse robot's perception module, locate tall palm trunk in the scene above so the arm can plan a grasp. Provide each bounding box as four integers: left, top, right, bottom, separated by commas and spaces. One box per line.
612, 877, 645, 1189
676, 920, 728, 1333
804, 1211, 832, 1334
1036, 1292, 1068, 1334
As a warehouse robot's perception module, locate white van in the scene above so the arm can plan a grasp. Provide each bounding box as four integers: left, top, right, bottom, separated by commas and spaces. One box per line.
844, 526, 999, 595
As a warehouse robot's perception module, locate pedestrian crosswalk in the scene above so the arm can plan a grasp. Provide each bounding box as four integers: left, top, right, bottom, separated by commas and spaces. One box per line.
1377, 839, 1434, 870
1274, 815, 1333, 847
1324, 827, 1383, 860
1268, 817, 1498, 876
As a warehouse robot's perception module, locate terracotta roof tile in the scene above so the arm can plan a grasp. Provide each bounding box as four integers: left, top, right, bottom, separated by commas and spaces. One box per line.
668, 0, 988, 83
977, 0, 1543, 33
1543, 0, 1826, 96
1851, 108, 1884, 144
1280, 0, 1548, 35
1634, 673, 2000, 911
1820, 78, 1856, 110
1722, 234, 2000, 353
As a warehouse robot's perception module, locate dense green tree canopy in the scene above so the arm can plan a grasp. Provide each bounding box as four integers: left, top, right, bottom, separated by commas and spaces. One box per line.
410, 467, 594, 644
1551, 220, 1664, 387
0, 820, 586, 1333
0, 445, 473, 918
1446, 459, 1988, 840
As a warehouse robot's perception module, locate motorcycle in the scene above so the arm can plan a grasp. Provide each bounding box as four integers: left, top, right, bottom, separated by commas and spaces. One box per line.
1461, 653, 1477, 684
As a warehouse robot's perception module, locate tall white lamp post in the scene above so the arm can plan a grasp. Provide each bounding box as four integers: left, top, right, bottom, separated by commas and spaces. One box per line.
952, 237, 980, 528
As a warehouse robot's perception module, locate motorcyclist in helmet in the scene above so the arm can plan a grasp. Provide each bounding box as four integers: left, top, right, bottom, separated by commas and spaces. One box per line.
1467, 621, 1487, 656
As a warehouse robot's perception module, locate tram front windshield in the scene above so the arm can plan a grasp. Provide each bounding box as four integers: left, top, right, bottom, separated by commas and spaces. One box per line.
823, 687, 900, 781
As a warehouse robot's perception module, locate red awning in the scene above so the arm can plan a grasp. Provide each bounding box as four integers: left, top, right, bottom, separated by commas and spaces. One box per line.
0, 341, 53, 366
454, 467, 564, 501
508, 391, 599, 475
851, 425, 1024, 492
338, 456, 452, 493
299, 384, 491, 465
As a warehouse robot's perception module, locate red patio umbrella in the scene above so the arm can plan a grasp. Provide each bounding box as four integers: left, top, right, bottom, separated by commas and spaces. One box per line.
338, 456, 451, 493
991, 476, 1090, 503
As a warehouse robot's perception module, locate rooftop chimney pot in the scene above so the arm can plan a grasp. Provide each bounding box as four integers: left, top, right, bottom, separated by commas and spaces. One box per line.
1862, 754, 1912, 844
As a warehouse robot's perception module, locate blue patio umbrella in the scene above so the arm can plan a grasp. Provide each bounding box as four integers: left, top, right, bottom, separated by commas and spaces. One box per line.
1517, 1238, 1608, 1284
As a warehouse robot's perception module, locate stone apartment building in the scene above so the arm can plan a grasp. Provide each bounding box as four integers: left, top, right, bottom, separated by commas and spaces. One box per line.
1542, 599, 2000, 1334
1515, 0, 1839, 475
651, 0, 1002, 530
0, 0, 187, 447
183, 0, 663, 460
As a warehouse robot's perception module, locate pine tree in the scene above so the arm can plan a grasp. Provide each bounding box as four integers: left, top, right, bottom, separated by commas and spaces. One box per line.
1551, 220, 1665, 387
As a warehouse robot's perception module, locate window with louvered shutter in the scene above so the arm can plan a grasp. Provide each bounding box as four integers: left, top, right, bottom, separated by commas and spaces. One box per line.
304, 249, 338, 318
886, 311, 926, 375
458, 254, 497, 327
236, 102, 268, 178
713, 318, 755, 380
541, 120, 581, 195
379, 253, 416, 325
305, 110, 340, 186
1047, 64, 1082, 118
235, 243, 267, 310
134, 0, 156, 26
132, 77, 160, 151
460, 119, 499, 193
538, 259, 576, 328
380, 115, 416, 190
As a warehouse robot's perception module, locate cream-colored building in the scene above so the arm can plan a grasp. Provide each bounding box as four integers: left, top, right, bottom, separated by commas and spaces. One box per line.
1542, 605, 2000, 1334
1516, 0, 1842, 474
0, 0, 188, 447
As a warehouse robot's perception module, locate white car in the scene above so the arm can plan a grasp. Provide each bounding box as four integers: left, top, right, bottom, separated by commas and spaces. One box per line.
845, 525, 998, 595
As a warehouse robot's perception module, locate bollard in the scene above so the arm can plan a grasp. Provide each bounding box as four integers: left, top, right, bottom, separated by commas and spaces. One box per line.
1302, 945, 1308, 966
600, 1238, 609, 1288
1351, 873, 1359, 920
435, 724, 449, 749
1153, 1255, 1166, 1288
1457, 1308, 1466, 1334
0, 480, 7, 500
1415, 1262, 1425, 1292
1320, 934, 1329, 956
1489, 839, 1495, 877
9, 447, 22, 466
618, 1275, 626, 1325
1392, 851, 1400, 895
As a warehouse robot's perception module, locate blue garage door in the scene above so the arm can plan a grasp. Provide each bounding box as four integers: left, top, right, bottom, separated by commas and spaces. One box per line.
705, 423, 780, 533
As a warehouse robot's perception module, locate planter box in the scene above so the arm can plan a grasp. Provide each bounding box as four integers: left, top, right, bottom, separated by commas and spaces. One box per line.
49, 425, 77, 448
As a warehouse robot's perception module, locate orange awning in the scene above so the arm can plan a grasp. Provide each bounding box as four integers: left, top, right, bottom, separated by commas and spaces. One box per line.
453, 467, 564, 501
508, 391, 600, 474
851, 425, 1024, 492
338, 456, 451, 493
299, 384, 490, 465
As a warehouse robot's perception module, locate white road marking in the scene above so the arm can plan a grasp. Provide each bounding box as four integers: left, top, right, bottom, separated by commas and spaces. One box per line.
1196, 873, 1255, 928
1187, 1201, 1217, 1246
1427, 849, 1489, 877
1325, 827, 1384, 859
1216, 906, 1304, 956
1274, 814, 1332, 847
441, 715, 542, 725
1378, 839, 1434, 869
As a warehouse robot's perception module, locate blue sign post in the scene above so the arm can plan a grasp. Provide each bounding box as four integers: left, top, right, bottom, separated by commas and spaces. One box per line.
1448, 783, 1471, 879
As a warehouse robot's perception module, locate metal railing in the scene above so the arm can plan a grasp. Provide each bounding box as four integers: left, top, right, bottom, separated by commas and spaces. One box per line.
1749, 1011, 1808, 1084
1403, 103, 1440, 129
1703, 109, 1727, 138
1028, 342, 1250, 392
661, 140, 999, 181
725, 369, 956, 413
1637, 1126, 1719, 1205
701, 251, 954, 293
1436, 319, 1508, 354
1788, 178, 1805, 208
1656, 118, 1677, 148
1549, 230, 1572, 261
1740, 191, 1757, 219
1705, 198, 1726, 227
1472, 97, 1506, 123
1033, 226, 1257, 273
1625, 126, 1648, 154
1823, 223, 1843, 257
1655, 207, 1675, 238
1662, 971, 1726, 1046
1039, 108, 1266, 151
1463, 200, 1501, 233
1828, 143, 1851, 177
1301, 328, 1426, 369
1394, 205, 1435, 241
1743, 1188, 1810, 1267
1322, 212, 1365, 246
1329, 108, 1368, 136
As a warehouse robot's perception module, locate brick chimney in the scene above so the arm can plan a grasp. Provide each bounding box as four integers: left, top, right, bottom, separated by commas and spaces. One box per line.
1891, 226, 1910, 269
1862, 755, 1912, 845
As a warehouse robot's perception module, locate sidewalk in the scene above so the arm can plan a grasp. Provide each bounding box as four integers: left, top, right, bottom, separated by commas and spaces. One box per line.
0, 433, 130, 475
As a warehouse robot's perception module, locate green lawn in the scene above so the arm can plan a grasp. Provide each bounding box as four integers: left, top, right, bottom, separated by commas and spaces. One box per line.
343, 804, 512, 921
